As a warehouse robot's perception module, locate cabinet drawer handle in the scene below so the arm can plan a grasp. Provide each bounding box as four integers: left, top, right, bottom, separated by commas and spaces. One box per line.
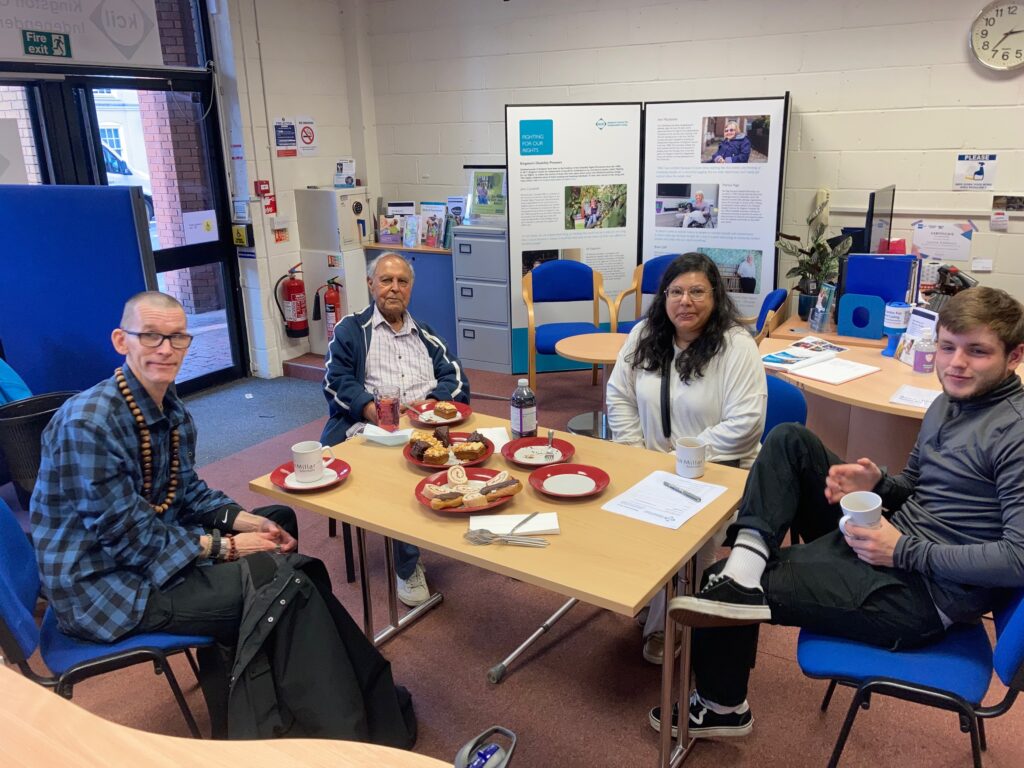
459, 243, 472, 253
460, 287, 473, 297
462, 328, 476, 339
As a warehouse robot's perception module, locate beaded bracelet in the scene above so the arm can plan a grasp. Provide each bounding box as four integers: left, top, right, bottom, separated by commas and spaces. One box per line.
225, 534, 239, 562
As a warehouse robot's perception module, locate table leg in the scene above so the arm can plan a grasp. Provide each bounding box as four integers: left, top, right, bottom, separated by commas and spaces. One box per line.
353, 526, 445, 646
659, 559, 698, 768
565, 360, 615, 440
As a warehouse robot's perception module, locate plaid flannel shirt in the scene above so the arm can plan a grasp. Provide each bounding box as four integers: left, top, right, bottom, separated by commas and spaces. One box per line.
30, 367, 241, 642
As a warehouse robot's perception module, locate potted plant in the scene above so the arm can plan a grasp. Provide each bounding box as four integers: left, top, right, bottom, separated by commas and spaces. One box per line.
776, 189, 853, 321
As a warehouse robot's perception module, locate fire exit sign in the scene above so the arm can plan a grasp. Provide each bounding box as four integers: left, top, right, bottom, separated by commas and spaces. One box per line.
22, 30, 73, 59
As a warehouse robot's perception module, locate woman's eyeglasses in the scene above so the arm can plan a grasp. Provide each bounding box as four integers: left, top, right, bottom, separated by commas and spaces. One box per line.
665, 287, 709, 302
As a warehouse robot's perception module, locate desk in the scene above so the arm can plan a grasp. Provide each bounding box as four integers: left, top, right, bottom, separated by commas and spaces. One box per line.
0, 666, 448, 768
770, 323, 887, 349
250, 413, 747, 768
554, 332, 629, 440
759, 337, 938, 471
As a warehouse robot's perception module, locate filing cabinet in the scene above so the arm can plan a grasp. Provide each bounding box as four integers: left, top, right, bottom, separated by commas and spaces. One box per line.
453, 225, 511, 373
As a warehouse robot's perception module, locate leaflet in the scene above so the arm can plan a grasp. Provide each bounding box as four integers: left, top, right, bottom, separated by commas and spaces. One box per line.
761, 336, 846, 371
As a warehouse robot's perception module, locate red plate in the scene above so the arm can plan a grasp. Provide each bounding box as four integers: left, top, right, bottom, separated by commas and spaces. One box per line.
528, 463, 609, 499
501, 436, 575, 468
270, 458, 351, 492
407, 401, 472, 428
414, 467, 518, 514
403, 433, 494, 470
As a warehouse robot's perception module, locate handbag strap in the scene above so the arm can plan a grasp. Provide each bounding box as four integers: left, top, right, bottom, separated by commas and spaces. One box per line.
660, 357, 672, 440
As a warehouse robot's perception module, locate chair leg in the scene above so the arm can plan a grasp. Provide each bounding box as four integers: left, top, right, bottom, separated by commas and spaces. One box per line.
967, 713, 983, 768
828, 688, 866, 768
342, 521, 356, 583
155, 653, 203, 738
821, 680, 838, 711
328, 518, 337, 538
978, 717, 987, 751
184, 649, 201, 682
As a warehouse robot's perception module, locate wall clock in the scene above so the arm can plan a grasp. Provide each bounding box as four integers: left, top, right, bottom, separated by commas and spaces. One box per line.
970, 2, 1024, 71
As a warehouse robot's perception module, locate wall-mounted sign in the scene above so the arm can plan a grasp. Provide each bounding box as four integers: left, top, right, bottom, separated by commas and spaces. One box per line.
1, 0, 162, 67
274, 117, 297, 158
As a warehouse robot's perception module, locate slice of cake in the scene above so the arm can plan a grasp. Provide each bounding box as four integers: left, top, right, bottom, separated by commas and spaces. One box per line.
452, 441, 487, 461
433, 401, 458, 419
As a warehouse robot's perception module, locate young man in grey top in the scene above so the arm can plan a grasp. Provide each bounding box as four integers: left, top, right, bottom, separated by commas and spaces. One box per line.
649, 287, 1024, 739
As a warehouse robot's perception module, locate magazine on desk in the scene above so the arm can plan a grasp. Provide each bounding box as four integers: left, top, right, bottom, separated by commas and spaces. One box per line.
761, 336, 847, 371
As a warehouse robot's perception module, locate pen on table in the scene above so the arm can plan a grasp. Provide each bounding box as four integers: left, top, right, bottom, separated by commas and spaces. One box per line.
663, 481, 702, 503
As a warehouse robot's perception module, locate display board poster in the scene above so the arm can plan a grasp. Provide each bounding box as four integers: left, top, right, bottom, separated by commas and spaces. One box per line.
642, 97, 788, 318
0, 0, 163, 68
506, 103, 641, 373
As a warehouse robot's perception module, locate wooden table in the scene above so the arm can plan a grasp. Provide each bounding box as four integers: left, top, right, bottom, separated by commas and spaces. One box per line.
555, 332, 629, 440
250, 412, 748, 768
0, 665, 448, 768
758, 336, 939, 471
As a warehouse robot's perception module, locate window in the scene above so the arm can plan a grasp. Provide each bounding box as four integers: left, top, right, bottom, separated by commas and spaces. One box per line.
98, 126, 122, 153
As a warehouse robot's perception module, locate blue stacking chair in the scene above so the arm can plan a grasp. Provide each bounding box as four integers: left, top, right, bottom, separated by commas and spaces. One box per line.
740, 287, 790, 344
797, 590, 1024, 768
611, 254, 679, 336
0, 498, 214, 737
523, 260, 616, 391
762, 376, 808, 444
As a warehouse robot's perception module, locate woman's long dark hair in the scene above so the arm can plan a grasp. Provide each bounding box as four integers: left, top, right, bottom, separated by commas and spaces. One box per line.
628, 253, 743, 384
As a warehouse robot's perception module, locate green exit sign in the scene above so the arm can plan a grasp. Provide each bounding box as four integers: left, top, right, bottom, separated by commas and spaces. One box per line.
22, 30, 72, 59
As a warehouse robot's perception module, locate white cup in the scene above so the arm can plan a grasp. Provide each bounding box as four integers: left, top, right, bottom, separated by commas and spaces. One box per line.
839, 491, 883, 536
291, 440, 336, 483
674, 437, 706, 479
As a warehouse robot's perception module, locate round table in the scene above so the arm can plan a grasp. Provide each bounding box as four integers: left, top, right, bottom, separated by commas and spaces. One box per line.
554, 332, 629, 440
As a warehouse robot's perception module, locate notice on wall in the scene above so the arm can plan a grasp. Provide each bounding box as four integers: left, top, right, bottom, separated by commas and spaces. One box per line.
506, 103, 642, 372
182, 210, 219, 245
297, 116, 318, 157
910, 220, 976, 263
953, 153, 997, 191
0, 119, 29, 185
642, 97, 789, 319
0, 0, 163, 67
274, 117, 297, 157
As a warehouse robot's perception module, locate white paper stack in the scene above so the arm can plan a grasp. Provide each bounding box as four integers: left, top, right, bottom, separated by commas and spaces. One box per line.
468, 512, 559, 536
473, 426, 511, 451
362, 425, 412, 446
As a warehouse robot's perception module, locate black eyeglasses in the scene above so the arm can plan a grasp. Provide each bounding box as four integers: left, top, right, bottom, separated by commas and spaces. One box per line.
121, 330, 194, 349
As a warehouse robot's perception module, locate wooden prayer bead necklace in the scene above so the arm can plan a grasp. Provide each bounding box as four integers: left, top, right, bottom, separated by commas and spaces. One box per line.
115, 367, 179, 514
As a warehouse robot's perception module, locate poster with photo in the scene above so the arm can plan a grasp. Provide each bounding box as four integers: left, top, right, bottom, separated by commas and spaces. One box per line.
466, 168, 507, 219
642, 97, 789, 317
507, 103, 642, 374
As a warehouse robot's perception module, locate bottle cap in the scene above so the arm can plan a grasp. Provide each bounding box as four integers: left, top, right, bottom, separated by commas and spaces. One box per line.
517, 378, 528, 386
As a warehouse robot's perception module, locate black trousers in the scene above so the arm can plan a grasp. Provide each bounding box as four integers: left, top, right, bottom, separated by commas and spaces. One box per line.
692, 424, 946, 707
133, 505, 301, 735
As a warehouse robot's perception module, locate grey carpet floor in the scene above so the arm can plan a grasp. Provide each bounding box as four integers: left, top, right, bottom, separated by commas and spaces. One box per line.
183, 376, 327, 465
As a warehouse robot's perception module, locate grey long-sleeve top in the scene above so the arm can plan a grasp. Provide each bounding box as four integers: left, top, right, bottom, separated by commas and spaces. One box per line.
877, 374, 1024, 623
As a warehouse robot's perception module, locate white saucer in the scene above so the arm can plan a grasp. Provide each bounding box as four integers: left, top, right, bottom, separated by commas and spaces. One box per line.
285, 467, 338, 489
542, 474, 596, 495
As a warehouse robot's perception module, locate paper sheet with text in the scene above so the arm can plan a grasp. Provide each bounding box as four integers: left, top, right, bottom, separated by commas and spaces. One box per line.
602, 470, 728, 530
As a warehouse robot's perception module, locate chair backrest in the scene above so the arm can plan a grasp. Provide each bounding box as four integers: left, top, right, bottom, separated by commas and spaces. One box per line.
993, 590, 1024, 690
0, 498, 41, 662
762, 375, 807, 444
530, 260, 595, 302
756, 288, 789, 332
640, 254, 679, 296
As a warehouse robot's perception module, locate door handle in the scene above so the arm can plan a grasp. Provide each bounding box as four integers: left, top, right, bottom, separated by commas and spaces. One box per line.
459, 243, 472, 253
463, 328, 476, 339
461, 287, 473, 297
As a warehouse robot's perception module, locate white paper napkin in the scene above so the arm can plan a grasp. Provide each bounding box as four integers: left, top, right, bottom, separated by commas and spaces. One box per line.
474, 426, 510, 451
469, 512, 559, 536
362, 425, 412, 446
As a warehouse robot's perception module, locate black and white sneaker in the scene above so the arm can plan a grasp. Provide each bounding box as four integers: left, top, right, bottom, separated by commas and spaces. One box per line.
667, 573, 771, 627
649, 691, 753, 739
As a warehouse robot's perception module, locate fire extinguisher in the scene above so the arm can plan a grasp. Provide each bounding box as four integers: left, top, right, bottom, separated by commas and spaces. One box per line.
274, 263, 309, 338
312, 277, 345, 343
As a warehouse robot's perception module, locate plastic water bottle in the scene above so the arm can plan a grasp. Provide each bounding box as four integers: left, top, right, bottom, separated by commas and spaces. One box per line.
913, 329, 936, 374
510, 378, 537, 439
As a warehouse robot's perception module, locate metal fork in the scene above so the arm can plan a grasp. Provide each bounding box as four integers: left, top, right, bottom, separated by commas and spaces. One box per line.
545, 429, 555, 460
464, 529, 549, 547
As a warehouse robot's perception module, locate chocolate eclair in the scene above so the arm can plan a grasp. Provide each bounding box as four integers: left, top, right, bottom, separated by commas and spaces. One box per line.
430, 491, 465, 510
480, 478, 523, 498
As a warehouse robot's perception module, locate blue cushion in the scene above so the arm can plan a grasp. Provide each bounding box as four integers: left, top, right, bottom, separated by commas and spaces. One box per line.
763, 377, 807, 443
617, 319, 640, 335
535, 323, 600, 355
994, 591, 1024, 688
756, 288, 789, 332
797, 624, 994, 705
531, 261, 595, 302
641, 254, 679, 295
39, 608, 212, 675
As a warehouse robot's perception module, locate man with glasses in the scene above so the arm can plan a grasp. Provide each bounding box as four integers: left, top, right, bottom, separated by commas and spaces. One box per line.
31, 291, 417, 745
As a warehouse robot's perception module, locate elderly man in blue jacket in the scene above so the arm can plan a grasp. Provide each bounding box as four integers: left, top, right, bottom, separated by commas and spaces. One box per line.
322, 252, 470, 606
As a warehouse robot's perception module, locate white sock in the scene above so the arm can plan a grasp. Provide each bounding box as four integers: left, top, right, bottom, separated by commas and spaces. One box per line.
720, 529, 769, 590
697, 692, 750, 715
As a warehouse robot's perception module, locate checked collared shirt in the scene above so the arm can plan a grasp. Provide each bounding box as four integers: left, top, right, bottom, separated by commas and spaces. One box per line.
30, 366, 240, 642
